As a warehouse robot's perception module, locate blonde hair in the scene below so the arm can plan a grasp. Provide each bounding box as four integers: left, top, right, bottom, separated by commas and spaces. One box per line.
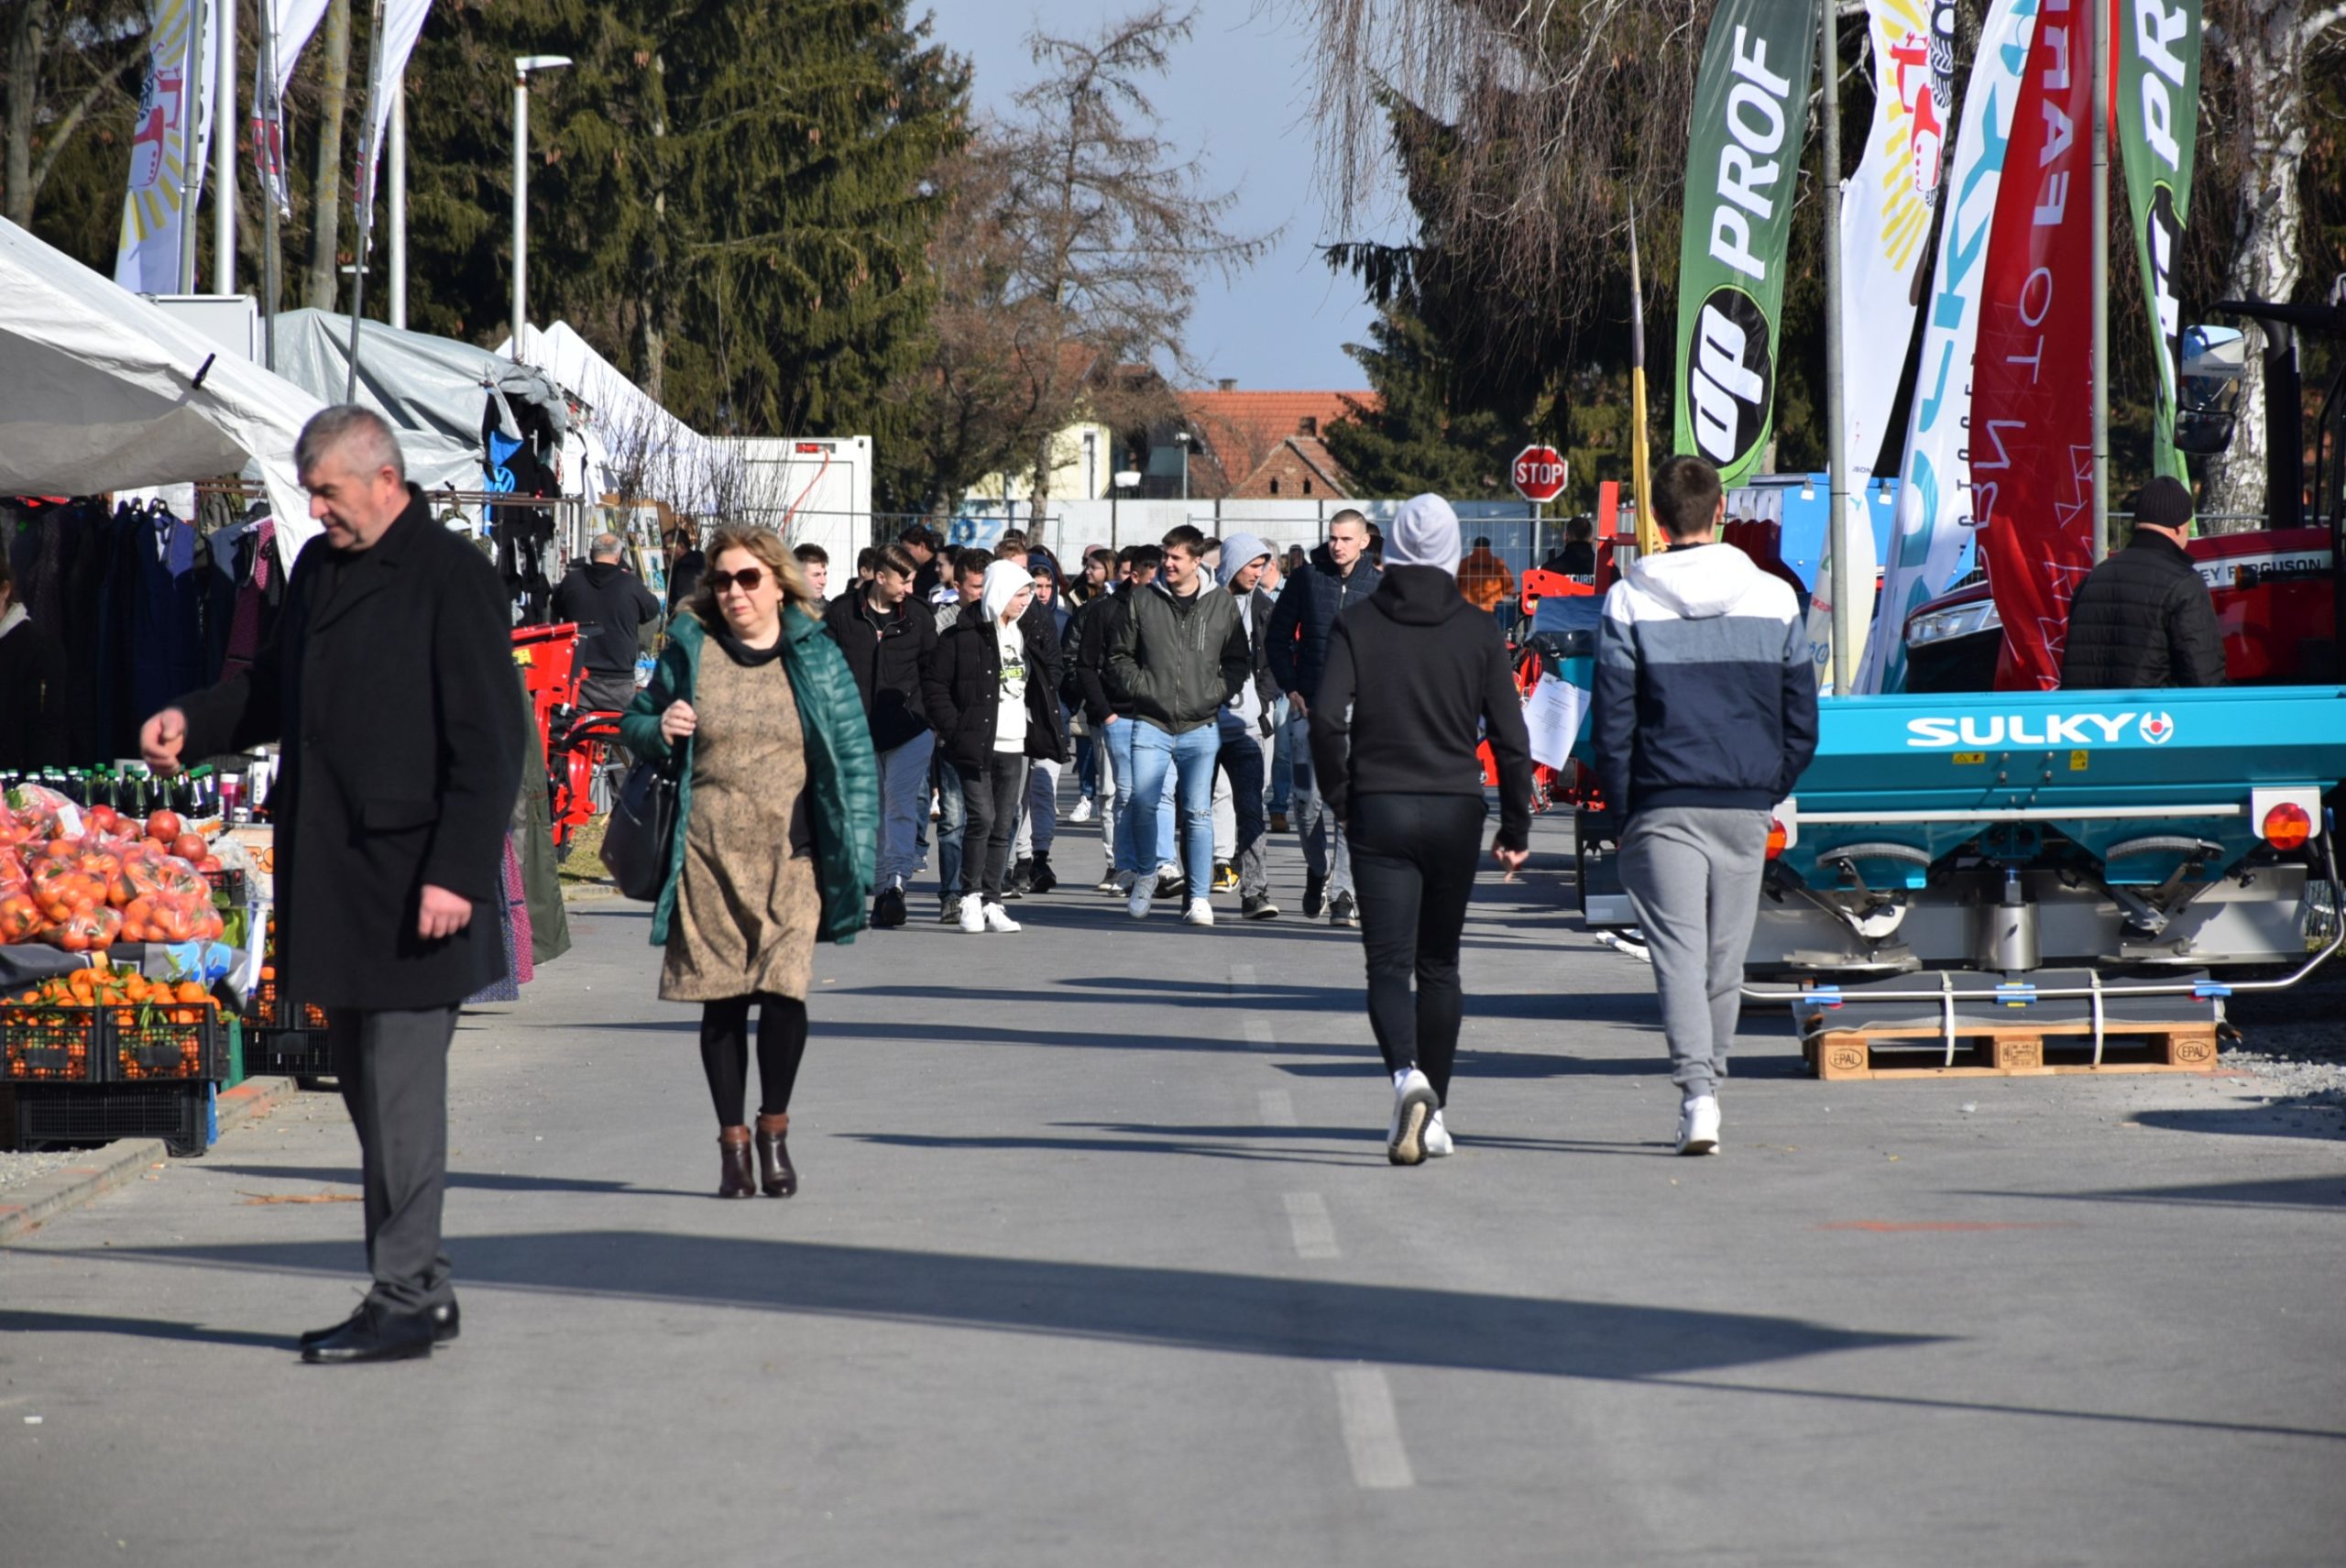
687, 526, 820, 629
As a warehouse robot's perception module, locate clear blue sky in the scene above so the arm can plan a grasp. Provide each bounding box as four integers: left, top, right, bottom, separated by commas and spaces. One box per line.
925, 2, 1385, 393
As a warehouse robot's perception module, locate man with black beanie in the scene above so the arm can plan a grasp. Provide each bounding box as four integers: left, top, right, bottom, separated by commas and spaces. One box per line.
2059, 476, 2225, 688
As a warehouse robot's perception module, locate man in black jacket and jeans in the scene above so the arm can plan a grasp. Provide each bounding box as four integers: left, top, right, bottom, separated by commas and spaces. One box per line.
551, 533, 661, 711
823, 543, 937, 928
1268, 510, 1382, 925
2059, 476, 2225, 688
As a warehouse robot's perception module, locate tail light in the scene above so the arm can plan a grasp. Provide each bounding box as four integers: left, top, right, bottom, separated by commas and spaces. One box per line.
2261, 802, 2313, 851
1765, 818, 1789, 860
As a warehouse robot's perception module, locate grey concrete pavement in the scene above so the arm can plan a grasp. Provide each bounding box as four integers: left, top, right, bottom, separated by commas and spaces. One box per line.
2, 810, 2342, 1566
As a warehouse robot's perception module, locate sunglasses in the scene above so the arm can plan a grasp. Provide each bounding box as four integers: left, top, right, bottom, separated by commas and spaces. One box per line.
708, 567, 765, 593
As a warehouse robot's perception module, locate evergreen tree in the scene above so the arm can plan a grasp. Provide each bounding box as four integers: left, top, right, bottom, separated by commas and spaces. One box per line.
1322, 298, 1531, 498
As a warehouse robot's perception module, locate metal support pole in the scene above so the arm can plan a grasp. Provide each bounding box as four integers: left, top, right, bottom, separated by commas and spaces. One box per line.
2090, 0, 2111, 562
341, 0, 387, 401
1820, 0, 1853, 693
388, 78, 406, 329
212, 0, 237, 295
177, 0, 207, 292
512, 72, 530, 350
260, 0, 280, 367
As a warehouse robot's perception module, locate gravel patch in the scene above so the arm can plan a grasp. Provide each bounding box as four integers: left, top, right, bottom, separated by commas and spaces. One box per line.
2222, 967, 2346, 1109
0, 1149, 86, 1191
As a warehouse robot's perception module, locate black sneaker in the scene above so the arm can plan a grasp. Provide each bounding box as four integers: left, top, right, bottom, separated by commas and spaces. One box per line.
1009, 857, 1035, 894
872, 887, 907, 929
937, 894, 962, 924
1303, 873, 1326, 918
1242, 894, 1280, 920
1330, 891, 1359, 928
1156, 872, 1186, 901
1028, 854, 1058, 894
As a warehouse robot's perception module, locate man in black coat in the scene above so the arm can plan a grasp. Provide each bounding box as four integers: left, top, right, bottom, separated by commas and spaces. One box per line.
550, 532, 662, 711
823, 543, 937, 928
2060, 476, 2226, 689
1266, 510, 1382, 925
143, 407, 525, 1365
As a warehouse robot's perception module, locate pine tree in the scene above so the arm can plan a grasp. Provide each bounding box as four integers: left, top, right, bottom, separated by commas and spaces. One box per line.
1321, 299, 1530, 498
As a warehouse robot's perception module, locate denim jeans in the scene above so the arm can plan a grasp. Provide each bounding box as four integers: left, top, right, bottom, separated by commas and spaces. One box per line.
1288, 710, 1352, 895
1014, 757, 1060, 858
1218, 723, 1273, 897
934, 754, 969, 900
1129, 720, 1221, 895
875, 730, 936, 891
959, 751, 1030, 901
1267, 695, 1294, 813
1102, 717, 1169, 878
1074, 729, 1101, 804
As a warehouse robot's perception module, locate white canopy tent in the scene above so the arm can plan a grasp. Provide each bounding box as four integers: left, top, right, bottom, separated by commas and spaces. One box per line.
0, 217, 319, 564
499, 321, 729, 513
269, 308, 510, 496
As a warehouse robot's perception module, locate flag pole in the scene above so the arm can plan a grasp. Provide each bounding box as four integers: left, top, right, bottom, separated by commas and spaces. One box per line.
1628, 195, 1658, 557
342, 0, 388, 400
1820, 0, 1852, 692
2088, 0, 2110, 562
177, 0, 207, 293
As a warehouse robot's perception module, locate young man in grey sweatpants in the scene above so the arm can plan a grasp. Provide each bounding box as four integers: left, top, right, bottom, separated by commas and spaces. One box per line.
1593, 455, 1819, 1154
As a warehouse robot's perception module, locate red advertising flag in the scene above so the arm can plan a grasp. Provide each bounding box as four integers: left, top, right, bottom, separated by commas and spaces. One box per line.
1974, 0, 2098, 691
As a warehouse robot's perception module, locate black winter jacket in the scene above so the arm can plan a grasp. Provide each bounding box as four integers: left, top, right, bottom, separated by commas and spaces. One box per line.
822, 592, 937, 751
1267, 547, 1382, 703
1067, 591, 1130, 724
2058, 531, 2225, 689
922, 614, 1069, 771
0, 610, 68, 769
1310, 566, 1534, 852
1106, 579, 1252, 735
551, 559, 661, 680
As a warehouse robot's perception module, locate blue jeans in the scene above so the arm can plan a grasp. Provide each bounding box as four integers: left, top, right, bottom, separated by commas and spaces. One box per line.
875, 731, 935, 891
1074, 730, 1101, 803
1267, 695, 1294, 812
1130, 720, 1220, 896
934, 755, 968, 899
1102, 717, 1169, 878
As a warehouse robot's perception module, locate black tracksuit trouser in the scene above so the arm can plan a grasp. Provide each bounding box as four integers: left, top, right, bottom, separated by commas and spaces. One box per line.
1348, 792, 1486, 1105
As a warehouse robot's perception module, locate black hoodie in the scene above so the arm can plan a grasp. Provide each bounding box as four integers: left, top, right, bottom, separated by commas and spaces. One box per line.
1309, 564, 1533, 852
551, 559, 662, 679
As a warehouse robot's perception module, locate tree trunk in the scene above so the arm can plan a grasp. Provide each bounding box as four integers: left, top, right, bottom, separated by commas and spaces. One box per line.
2202, 1, 2313, 532
4, 0, 51, 227
304, 0, 353, 310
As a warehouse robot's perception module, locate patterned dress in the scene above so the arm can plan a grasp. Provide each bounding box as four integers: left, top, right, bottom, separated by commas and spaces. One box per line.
659, 646, 820, 1003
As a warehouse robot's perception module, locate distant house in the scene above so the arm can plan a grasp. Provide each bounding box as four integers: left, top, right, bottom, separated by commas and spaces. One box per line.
1174, 388, 1376, 500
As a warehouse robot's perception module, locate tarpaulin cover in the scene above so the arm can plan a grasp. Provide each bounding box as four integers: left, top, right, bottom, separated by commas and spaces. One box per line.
270, 307, 527, 495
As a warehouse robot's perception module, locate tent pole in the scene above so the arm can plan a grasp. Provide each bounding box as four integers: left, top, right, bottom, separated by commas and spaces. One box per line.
342, 0, 388, 401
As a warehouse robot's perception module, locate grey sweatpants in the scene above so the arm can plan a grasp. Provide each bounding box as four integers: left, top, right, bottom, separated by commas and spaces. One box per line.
1617, 806, 1772, 1099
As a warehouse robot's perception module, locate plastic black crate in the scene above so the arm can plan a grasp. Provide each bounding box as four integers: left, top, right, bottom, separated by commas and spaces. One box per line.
104, 1006, 225, 1083
1, 1005, 104, 1083
242, 1026, 334, 1085
14, 1082, 212, 1157
200, 868, 251, 905
250, 975, 328, 1032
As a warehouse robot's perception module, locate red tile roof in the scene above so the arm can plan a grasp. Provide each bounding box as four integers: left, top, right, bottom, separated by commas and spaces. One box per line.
1178, 389, 1376, 479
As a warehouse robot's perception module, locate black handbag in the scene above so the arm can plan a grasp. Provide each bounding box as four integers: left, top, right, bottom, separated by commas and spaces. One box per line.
600, 760, 680, 901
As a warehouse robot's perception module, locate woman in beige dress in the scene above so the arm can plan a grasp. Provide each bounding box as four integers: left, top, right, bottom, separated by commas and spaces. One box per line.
620, 529, 877, 1198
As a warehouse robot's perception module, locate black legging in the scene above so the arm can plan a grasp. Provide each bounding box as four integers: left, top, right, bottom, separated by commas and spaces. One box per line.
1348, 793, 1486, 1105
699, 993, 809, 1125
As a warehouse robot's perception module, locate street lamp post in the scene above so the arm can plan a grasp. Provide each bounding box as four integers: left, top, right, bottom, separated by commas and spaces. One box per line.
1175, 430, 1191, 502
511, 55, 573, 352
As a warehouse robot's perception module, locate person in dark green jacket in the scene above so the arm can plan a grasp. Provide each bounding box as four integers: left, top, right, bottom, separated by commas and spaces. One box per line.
619, 528, 878, 1201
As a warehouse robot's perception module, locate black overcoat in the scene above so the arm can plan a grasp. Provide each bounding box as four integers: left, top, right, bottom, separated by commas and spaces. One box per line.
177, 488, 525, 1009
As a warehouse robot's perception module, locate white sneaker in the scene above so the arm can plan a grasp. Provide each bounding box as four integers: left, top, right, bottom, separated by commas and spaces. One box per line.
1127, 885, 1154, 920
1387, 1069, 1438, 1166
1423, 1109, 1454, 1157
1675, 1095, 1721, 1156
1182, 898, 1214, 927
981, 901, 1022, 934
959, 894, 986, 934
1070, 798, 1094, 823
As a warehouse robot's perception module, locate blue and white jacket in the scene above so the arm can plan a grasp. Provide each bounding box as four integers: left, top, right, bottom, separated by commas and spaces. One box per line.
1592, 543, 1819, 817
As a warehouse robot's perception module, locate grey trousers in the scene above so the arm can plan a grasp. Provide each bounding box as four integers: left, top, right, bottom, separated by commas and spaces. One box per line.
328, 1004, 460, 1313
1617, 806, 1771, 1099
1287, 712, 1352, 895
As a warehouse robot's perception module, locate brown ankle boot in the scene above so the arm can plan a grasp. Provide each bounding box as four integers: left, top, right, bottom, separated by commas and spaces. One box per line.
753, 1113, 796, 1198
718, 1126, 756, 1198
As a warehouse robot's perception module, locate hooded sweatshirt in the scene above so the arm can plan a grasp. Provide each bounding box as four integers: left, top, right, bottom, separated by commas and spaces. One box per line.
551, 558, 662, 678
1215, 532, 1277, 737
1591, 541, 1819, 816
981, 561, 1033, 753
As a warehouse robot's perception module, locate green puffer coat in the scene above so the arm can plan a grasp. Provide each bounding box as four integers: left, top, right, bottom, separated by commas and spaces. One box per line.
618, 608, 878, 948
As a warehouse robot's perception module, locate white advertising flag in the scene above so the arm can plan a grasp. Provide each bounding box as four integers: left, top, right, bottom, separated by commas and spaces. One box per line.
1856, 0, 2038, 693
114, 0, 218, 294
251, 0, 332, 215
357, 0, 433, 208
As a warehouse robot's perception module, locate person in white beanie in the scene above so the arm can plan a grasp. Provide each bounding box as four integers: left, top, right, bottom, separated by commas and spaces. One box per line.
1214, 532, 1283, 918
1311, 493, 1533, 1165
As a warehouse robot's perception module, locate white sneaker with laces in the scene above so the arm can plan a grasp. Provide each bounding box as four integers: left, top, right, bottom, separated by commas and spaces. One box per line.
981, 901, 1022, 934
1423, 1109, 1453, 1157
959, 894, 986, 934
1675, 1095, 1721, 1156
1127, 885, 1154, 920
1070, 798, 1094, 823
1387, 1069, 1438, 1166
1182, 899, 1214, 927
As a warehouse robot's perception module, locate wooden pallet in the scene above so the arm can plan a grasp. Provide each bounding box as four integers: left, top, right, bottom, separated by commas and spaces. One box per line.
1801, 1015, 2221, 1080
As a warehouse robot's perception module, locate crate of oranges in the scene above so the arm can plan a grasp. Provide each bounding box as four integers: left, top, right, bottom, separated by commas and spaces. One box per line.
1, 967, 222, 1083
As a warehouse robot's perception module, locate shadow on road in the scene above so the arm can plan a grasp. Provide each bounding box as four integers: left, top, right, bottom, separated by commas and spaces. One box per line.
203, 1166, 708, 1201
0, 1310, 288, 1350
2128, 1103, 2346, 1144
1958, 1173, 2346, 1212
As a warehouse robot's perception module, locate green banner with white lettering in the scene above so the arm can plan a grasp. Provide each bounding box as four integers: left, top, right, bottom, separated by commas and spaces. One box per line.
1672, 0, 1817, 487
2114, 0, 2202, 483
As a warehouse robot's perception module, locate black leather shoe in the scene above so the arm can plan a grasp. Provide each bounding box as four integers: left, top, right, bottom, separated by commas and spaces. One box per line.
299, 1298, 457, 1349
301, 1302, 435, 1365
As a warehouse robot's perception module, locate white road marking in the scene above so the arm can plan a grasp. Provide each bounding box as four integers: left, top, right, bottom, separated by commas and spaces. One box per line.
1257, 1089, 1297, 1127
1332, 1367, 1415, 1489
1241, 1016, 1276, 1049
1282, 1191, 1340, 1260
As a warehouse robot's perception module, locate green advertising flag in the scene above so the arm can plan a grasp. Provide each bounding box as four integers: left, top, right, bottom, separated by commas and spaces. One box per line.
2114, 0, 2203, 482
1672, 0, 1818, 487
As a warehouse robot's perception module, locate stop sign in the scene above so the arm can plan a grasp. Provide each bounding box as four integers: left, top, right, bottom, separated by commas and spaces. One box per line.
1512, 444, 1569, 504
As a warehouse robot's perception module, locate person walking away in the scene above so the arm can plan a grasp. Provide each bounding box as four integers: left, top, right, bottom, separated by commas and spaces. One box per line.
140, 407, 525, 1362
794, 543, 831, 605
621, 528, 877, 1199
1310, 496, 1531, 1165
922, 554, 991, 920
0, 555, 68, 768
1216, 534, 1283, 919
1269, 510, 1382, 925
1011, 552, 1074, 894
925, 561, 1065, 933
1108, 526, 1252, 927
551, 532, 662, 711
1544, 516, 1597, 576
822, 543, 937, 929
1592, 455, 1818, 1157
2058, 476, 2225, 688
1458, 535, 1515, 620
668, 540, 706, 615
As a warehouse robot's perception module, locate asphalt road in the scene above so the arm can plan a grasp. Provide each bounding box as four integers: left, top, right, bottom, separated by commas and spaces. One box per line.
4, 810, 2342, 1567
